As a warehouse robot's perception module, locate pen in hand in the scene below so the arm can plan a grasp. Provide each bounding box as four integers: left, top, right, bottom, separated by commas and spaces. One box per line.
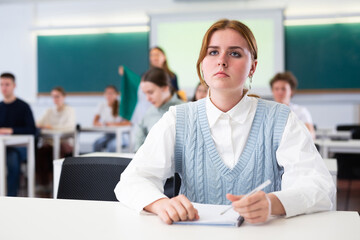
220, 179, 272, 215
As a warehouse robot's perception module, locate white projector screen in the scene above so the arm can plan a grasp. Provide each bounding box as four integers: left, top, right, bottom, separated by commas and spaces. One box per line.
150, 9, 284, 98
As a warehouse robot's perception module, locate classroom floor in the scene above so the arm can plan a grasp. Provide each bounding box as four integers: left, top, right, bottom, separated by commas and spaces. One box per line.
337, 179, 360, 212
17, 176, 360, 213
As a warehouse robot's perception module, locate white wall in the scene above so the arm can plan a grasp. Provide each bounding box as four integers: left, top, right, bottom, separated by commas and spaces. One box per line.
0, 3, 37, 102
1, 0, 360, 130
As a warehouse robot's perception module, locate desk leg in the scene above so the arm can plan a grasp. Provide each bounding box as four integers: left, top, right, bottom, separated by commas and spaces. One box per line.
323, 146, 329, 159
0, 140, 6, 196
27, 137, 35, 197
53, 135, 60, 160
116, 129, 122, 153
73, 131, 79, 156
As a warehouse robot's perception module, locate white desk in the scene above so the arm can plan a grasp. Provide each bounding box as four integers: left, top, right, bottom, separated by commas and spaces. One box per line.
0, 135, 35, 197
316, 129, 352, 140
315, 139, 360, 158
53, 152, 135, 198
0, 197, 359, 240
74, 126, 131, 155
40, 129, 76, 160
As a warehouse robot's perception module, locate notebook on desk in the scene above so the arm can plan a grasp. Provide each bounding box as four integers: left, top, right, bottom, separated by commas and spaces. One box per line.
174, 203, 242, 227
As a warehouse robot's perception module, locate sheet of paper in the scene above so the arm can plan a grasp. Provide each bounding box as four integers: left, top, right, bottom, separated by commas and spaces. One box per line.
174, 203, 240, 227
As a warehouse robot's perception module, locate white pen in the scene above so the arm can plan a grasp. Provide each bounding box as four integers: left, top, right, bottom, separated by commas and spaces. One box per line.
220, 179, 272, 215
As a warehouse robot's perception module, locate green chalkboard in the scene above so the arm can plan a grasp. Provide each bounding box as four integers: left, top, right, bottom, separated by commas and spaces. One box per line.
38, 32, 149, 93
285, 23, 360, 90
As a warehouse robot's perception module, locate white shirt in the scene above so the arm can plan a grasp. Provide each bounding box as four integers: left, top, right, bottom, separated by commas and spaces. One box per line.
95, 102, 123, 124
115, 95, 335, 217
289, 103, 313, 124
37, 105, 76, 131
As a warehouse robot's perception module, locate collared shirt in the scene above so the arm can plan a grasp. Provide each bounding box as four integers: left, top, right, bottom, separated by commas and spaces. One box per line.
289, 103, 313, 124
115, 94, 335, 218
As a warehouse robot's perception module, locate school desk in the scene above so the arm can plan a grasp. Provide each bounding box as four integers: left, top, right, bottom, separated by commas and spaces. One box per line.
40, 129, 76, 160
74, 125, 132, 155
0, 135, 35, 197
0, 197, 359, 240
315, 139, 360, 158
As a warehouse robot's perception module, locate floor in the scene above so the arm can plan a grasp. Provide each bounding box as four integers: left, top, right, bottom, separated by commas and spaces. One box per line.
337, 179, 360, 212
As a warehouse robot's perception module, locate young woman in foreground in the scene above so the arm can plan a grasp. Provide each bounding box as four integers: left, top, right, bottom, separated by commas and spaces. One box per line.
115, 19, 335, 224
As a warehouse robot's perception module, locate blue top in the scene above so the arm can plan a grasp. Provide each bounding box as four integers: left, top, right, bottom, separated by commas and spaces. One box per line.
174, 98, 290, 204
0, 98, 36, 135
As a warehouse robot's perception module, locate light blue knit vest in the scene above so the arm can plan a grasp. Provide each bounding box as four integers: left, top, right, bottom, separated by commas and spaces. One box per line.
175, 98, 290, 204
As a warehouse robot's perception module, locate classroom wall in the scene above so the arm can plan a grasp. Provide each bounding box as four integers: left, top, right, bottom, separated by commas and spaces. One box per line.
1, 0, 360, 131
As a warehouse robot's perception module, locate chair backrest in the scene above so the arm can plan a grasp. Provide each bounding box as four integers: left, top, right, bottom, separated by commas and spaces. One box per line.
57, 156, 131, 201
352, 128, 360, 140
336, 125, 360, 140
336, 124, 360, 131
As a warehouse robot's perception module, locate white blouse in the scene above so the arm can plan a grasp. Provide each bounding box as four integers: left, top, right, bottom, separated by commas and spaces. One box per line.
115, 95, 335, 218
37, 105, 76, 131
95, 102, 123, 124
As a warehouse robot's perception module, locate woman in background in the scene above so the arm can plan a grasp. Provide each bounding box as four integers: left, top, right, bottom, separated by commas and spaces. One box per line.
270, 71, 316, 139
93, 85, 131, 152
36, 86, 76, 189
133, 67, 183, 152
191, 82, 209, 101
149, 46, 179, 91
118, 46, 185, 127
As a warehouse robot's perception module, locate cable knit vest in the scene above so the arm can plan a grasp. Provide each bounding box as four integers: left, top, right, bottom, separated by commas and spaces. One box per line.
175, 98, 290, 204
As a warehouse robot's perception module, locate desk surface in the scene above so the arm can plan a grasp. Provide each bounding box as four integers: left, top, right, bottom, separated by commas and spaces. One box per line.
40, 129, 75, 135
0, 134, 34, 145
315, 139, 360, 146
316, 130, 352, 140
0, 197, 359, 240
79, 126, 131, 132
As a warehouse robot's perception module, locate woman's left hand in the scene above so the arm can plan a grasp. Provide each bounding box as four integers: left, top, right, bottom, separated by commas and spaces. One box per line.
226, 191, 271, 224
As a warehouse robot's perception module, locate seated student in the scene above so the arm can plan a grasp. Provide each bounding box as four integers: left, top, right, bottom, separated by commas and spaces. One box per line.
270, 71, 316, 139
191, 82, 209, 101
133, 67, 183, 152
0, 72, 36, 196
93, 85, 131, 152
115, 19, 335, 225
36, 87, 76, 189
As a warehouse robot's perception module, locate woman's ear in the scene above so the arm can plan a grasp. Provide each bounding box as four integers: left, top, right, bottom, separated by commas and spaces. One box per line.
162, 85, 170, 93
249, 60, 258, 77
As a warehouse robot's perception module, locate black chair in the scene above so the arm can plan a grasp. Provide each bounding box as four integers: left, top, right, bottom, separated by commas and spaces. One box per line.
335, 125, 360, 179
57, 156, 131, 201
336, 125, 360, 131
163, 173, 182, 198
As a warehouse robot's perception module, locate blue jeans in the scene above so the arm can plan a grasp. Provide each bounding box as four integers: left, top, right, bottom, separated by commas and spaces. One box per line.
93, 133, 129, 152
93, 134, 116, 152
6, 147, 27, 196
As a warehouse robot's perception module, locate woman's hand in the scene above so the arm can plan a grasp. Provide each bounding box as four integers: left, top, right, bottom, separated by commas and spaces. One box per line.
226, 191, 271, 224
118, 66, 124, 76
93, 121, 102, 127
144, 195, 199, 224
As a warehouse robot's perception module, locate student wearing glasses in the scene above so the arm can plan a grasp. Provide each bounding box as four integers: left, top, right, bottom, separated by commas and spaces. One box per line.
115, 19, 335, 225
36, 87, 76, 189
